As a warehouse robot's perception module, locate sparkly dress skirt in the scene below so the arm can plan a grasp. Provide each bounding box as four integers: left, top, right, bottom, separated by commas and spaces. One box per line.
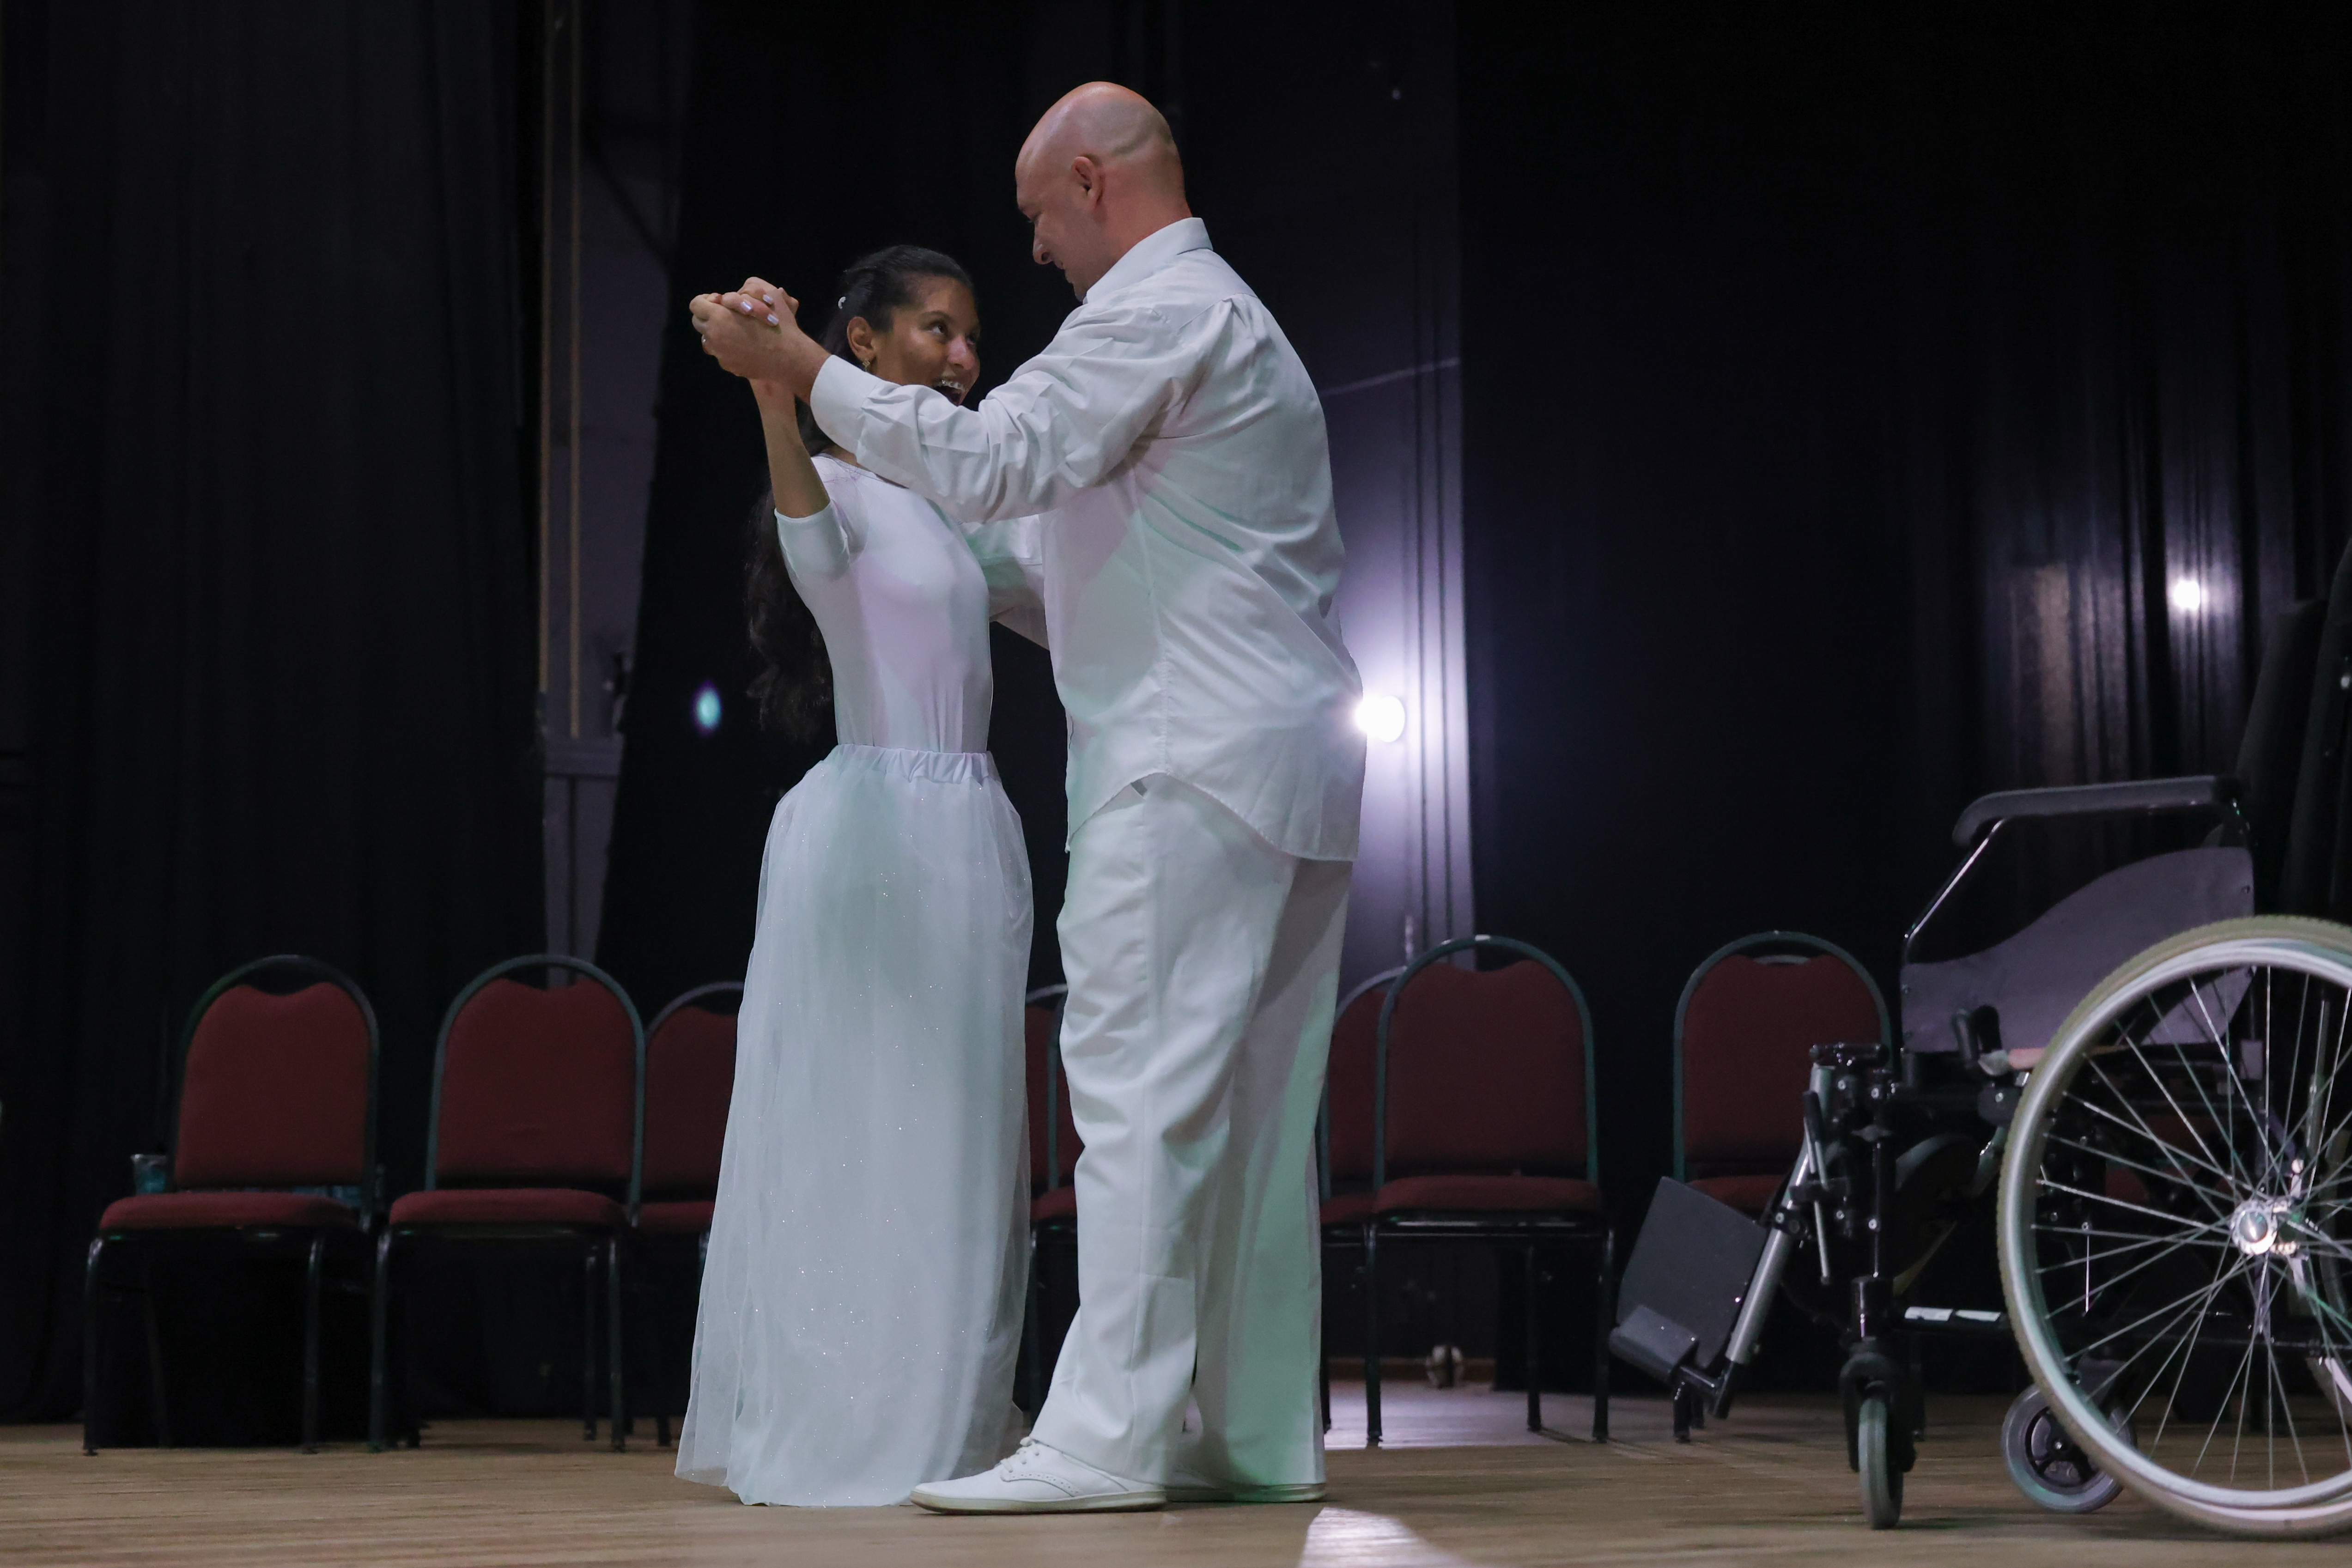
675, 743, 1033, 1505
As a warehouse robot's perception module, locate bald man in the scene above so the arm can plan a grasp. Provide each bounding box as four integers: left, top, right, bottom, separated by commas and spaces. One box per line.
693, 83, 1363, 1513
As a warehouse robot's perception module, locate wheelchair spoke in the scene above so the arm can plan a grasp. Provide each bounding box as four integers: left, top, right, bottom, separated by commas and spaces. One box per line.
2066, 1083, 2239, 1196
2139, 1247, 2245, 1445
2042, 1129, 2238, 1225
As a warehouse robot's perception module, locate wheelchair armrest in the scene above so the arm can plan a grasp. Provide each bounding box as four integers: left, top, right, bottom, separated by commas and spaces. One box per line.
1950, 775, 2242, 848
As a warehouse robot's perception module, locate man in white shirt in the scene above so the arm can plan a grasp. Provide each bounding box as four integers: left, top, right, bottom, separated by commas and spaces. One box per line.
693, 82, 1363, 1513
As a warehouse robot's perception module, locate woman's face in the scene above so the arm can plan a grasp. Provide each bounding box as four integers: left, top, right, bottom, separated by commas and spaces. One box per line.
846, 276, 981, 405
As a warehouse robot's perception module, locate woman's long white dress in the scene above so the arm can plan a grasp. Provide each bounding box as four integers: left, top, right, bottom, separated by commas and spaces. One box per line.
676, 452, 1043, 1506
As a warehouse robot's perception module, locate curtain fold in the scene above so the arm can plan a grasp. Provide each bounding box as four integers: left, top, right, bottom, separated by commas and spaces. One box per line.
0, 0, 542, 1420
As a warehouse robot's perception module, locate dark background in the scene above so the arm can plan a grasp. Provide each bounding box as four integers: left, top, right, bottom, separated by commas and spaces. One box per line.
6, 0, 2352, 1417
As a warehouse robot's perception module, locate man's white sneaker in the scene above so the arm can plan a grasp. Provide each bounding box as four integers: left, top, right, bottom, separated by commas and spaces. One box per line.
908, 1439, 1167, 1514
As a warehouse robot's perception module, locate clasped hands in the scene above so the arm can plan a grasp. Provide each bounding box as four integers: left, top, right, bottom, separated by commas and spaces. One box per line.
689, 277, 830, 401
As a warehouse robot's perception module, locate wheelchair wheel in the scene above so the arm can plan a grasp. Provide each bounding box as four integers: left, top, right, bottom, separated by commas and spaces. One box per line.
1999, 917, 2352, 1537
1857, 1392, 1902, 1529
2001, 1385, 2125, 1513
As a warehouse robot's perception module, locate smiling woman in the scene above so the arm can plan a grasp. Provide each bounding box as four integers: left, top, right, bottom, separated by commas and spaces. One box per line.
741, 246, 982, 739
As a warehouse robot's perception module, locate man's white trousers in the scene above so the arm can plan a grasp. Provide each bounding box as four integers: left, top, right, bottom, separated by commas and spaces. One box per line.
1028, 775, 1351, 1487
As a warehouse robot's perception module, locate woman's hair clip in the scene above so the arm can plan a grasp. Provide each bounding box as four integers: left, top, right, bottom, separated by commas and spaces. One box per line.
837, 295, 848, 308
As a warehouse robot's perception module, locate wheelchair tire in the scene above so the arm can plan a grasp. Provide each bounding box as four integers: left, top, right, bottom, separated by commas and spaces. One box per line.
2001, 1385, 2124, 1513
1857, 1392, 1902, 1529
1999, 916, 2352, 1538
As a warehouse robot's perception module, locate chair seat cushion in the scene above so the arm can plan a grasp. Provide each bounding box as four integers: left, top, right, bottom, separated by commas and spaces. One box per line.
1688, 1173, 1785, 1216
636, 1199, 715, 1234
100, 1191, 359, 1232
1373, 1173, 1604, 1216
389, 1187, 626, 1230
1321, 1191, 1376, 1227
1031, 1185, 1077, 1225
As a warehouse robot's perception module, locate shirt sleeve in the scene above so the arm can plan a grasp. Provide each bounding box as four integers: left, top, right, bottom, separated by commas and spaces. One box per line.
808, 298, 1230, 524
966, 514, 1048, 648
773, 500, 854, 584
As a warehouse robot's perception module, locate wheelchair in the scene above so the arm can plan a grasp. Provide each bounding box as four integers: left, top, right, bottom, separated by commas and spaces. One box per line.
1612, 596, 2352, 1536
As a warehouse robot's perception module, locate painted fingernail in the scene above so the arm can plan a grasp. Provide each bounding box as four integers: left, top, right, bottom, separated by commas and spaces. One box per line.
766, 314, 779, 325
739, 300, 754, 312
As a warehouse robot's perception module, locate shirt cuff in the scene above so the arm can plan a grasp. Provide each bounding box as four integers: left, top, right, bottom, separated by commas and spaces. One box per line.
809, 356, 891, 456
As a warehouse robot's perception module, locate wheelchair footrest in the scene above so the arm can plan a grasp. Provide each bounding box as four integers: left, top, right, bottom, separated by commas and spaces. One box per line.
1610, 1305, 1699, 1386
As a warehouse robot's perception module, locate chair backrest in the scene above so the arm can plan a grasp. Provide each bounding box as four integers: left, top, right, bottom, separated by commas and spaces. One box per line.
1320, 966, 1403, 1197
1673, 932, 1887, 1180
1374, 937, 1594, 1188
1025, 985, 1078, 1192
427, 955, 644, 1213
172, 956, 378, 1219
641, 982, 740, 1199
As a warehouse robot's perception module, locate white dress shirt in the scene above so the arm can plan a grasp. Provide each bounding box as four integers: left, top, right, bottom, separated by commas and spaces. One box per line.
808, 217, 1364, 861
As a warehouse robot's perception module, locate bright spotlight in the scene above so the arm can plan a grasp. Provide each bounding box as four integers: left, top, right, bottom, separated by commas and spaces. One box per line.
692, 682, 723, 735
1355, 692, 1406, 743
2169, 578, 2206, 613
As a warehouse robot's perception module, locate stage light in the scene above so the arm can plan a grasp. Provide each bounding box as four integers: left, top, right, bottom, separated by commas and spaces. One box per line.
2170, 577, 2206, 613
692, 682, 723, 735
1355, 692, 1406, 743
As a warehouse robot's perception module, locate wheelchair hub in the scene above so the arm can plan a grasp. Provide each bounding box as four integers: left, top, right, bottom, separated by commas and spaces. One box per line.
2228, 1196, 2299, 1258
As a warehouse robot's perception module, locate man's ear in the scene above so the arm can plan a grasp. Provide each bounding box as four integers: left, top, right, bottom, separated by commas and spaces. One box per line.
844, 315, 877, 369
1071, 154, 1104, 208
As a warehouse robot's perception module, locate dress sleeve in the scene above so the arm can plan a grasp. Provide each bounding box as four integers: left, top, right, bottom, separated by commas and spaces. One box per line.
807, 297, 1231, 524
966, 515, 1048, 649
773, 493, 856, 586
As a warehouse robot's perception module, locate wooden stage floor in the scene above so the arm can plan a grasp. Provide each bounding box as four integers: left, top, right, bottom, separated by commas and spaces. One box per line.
8, 1383, 2348, 1565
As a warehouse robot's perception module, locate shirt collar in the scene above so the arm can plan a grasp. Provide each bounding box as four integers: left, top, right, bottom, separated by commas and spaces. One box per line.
1081, 217, 1211, 305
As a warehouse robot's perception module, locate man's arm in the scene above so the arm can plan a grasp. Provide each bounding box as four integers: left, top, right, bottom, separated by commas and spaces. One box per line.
966, 515, 1048, 648
815, 301, 1228, 523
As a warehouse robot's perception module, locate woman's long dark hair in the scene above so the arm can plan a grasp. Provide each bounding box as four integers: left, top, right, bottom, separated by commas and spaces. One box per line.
744, 244, 975, 737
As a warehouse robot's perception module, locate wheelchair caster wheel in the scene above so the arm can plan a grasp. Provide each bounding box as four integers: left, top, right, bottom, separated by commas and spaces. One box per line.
2001, 1386, 2125, 1514
1857, 1392, 1902, 1529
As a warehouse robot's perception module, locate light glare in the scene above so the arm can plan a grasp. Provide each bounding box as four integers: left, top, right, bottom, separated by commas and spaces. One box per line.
692, 682, 723, 735
1355, 693, 1406, 743
2169, 577, 2205, 613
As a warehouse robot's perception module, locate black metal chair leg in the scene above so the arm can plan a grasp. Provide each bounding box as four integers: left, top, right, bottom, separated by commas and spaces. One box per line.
139, 1258, 173, 1449
1021, 1229, 1044, 1414
302, 1233, 325, 1453
1592, 1228, 1614, 1443
1362, 1223, 1382, 1447
657, 1413, 672, 1448
1524, 1242, 1543, 1434
368, 1229, 395, 1452
607, 1235, 626, 1453
582, 1244, 599, 1442
83, 1239, 106, 1455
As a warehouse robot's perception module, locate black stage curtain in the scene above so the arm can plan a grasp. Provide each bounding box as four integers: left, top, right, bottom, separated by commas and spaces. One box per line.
595, 0, 1186, 1010
0, 1, 543, 1420
1462, 6, 2352, 1228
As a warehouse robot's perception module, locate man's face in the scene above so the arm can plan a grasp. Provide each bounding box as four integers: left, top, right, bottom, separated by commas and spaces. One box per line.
1015, 149, 1111, 300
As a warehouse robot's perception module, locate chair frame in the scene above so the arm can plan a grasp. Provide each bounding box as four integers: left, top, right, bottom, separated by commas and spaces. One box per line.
85, 954, 382, 1455
369, 954, 644, 1454
1360, 936, 1614, 1447
1670, 930, 1890, 1184
1021, 983, 1070, 1412
632, 979, 742, 1449
1315, 964, 1405, 1431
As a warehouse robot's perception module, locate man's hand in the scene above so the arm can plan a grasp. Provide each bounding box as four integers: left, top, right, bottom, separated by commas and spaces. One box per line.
688, 276, 831, 400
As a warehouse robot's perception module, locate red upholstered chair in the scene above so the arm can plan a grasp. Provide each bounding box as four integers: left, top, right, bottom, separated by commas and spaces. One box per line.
632, 981, 740, 1447
1673, 933, 1888, 1215
1361, 937, 1612, 1447
370, 955, 644, 1453
1314, 965, 1402, 1429
84, 955, 379, 1455
1021, 985, 1077, 1408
